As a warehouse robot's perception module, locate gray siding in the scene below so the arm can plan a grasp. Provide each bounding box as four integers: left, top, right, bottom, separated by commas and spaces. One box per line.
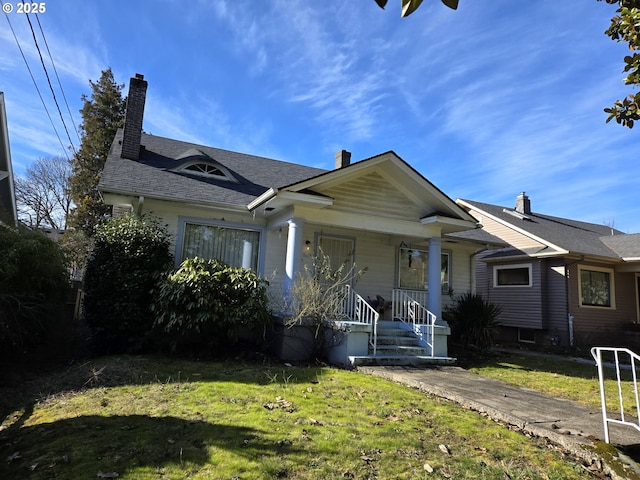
542, 260, 569, 345
479, 256, 544, 329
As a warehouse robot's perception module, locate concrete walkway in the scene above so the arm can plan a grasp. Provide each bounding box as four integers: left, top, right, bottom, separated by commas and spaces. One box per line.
358, 365, 640, 479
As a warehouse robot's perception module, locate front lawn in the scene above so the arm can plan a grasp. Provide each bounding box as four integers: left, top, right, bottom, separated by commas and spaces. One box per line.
0, 355, 592, 479
467, 350, 637, 410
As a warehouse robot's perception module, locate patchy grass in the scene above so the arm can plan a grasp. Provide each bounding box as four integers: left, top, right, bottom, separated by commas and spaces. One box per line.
467, 350, 637, 410
0, 356, 593, 479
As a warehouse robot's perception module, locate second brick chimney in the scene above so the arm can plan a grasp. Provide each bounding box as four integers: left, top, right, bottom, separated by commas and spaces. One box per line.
335, 149, 351, 169
121, 74, 147, 161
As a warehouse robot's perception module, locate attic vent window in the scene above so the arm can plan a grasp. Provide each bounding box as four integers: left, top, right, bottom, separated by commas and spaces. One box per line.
184, 163, 225, 178
175, 161, 236, 182
172, 148, 237, 182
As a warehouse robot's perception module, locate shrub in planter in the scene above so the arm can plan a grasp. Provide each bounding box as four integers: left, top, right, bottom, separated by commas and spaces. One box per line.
0, 223, 70, 357
444, 292, 502, 349
83, 214, 173, 354
152, 257, 272, 354
281, 248, 367, 361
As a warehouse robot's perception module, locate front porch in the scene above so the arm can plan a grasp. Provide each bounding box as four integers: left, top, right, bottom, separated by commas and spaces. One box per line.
327, 287, 455, 367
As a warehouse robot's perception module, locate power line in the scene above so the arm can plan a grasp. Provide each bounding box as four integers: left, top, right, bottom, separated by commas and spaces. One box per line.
22, 5, 78, 156
3, 5, 71, 161
34, 11, 82, 146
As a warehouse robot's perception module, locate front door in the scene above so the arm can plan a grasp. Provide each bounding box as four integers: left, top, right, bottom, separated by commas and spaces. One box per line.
317, 234, 355, 285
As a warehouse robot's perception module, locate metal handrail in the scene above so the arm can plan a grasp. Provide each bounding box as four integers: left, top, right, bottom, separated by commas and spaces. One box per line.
591, 346, 640, 443
343, 285, 379, 355
392, 289, 436, 357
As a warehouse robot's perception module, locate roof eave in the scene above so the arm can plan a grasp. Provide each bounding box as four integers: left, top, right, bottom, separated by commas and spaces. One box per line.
420, 215, 477, 233
101, 187, 249, 214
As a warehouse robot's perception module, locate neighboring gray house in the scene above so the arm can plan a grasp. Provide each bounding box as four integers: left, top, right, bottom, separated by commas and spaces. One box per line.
0, 92, 17, 225
97, 75, 491, 365
457, 194, 640, 349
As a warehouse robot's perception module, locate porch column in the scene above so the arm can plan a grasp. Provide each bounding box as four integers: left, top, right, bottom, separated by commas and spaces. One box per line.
284, 218, 305, 295
427, 236, 443, 324
241, 240, 253, 270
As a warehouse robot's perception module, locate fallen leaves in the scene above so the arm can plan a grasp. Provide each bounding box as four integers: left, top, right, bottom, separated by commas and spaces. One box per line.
438, 444, 451, 455
263, 396, 294, 411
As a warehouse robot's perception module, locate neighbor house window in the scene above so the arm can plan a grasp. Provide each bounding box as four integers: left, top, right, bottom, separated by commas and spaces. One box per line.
579, 266, 614, 308
494, 263, 532, 287
398, 247, 451, 292
179, 220, 262, 272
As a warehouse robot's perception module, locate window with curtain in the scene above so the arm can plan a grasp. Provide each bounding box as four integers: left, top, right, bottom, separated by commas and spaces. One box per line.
398, 247, 450, 292
181, 222, 260, 271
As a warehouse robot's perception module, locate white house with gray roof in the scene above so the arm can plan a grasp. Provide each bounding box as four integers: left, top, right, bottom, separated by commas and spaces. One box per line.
98, 75, 495, 365
457, 194, 640, 349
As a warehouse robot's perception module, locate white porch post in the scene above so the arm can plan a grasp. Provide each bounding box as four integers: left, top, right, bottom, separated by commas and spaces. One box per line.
241, 240, 253, 270
427, 236, 443, 324
284, 218, 305, 295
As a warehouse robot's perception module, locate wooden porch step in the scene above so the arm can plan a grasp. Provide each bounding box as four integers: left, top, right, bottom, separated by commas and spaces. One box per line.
374, 345, 428, 355
376, 328, 416, 337
349, 355, 456, 367
376, 335, 422, 346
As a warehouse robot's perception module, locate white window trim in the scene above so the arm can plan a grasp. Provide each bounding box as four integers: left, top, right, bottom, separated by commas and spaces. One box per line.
175, 216, 266, 274
493, 263, 532, 288
578, 265, 616, 309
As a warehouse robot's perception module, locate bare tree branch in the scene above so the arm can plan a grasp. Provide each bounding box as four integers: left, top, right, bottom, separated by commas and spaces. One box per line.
15, 156, 72, 230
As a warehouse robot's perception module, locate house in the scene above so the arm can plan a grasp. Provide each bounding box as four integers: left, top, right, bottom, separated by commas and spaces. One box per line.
457, 194, 640, 349
0, 92, 17, 225
98, 75, 491, 365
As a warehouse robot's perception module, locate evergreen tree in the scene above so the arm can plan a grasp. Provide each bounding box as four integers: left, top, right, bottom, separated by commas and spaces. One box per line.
68, 68, 125, 234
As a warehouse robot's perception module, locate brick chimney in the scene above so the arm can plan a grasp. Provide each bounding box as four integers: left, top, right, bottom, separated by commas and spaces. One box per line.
515, 191, 531, 215
335, 149, 351, 169
121, 74, 147, 160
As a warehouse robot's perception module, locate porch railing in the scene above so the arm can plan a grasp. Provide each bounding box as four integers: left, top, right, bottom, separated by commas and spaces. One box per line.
392, 289, 436, 357
591, 347, 640, 443
342, 285, 379, 355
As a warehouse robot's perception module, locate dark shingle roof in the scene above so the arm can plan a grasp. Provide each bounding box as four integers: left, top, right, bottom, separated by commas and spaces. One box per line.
601, 233, 640, 259
460, 199, 628, 259
99, 130, 327, 207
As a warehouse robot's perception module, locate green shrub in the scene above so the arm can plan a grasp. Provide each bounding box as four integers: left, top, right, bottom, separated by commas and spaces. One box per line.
444, 292, 502, 349
0, 223, 70, 355
83, 214, 173, 354
152, 257, 271, 353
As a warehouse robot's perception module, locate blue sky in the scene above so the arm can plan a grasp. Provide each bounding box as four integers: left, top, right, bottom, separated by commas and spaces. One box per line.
2, 0, 639, 232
